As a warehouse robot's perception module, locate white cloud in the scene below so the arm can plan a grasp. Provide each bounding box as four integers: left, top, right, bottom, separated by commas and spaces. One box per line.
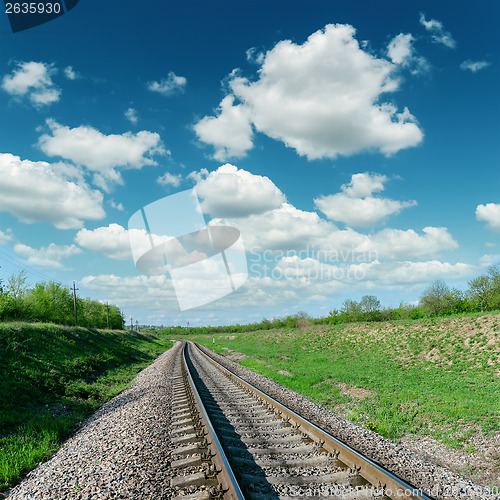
109, 200, 125, 211
272, 256, 473, 286
125, 107, 138, 124
316, 195, 416, 227
0, 229, 13, 245
75, 223, 135, 260
341, 172, 386, 197
314, 172, 416, 227
387, 34, 429, 74
190, 164, 286, 217
76, 224, 186, 267
1, 61, 60, 107
387, 34, 414, 65
361, 226, 458, 260
158, 172, 182, 187
199, 167, 455, 259
212, 202, 336, 252
195, 24, 423, 161
64, 66, 79, 80
0, 153, 105, 229
82, 273, 178, 311
216, 205, 456, 260
479, 254, 500, 267
476, 203, 500, 232
360, 260, 473, 285
419, 13, 456, 49
147, 71, 187, 95
460, 60, 491, 73
38, 119, 166, 191
14, 242, 81, 269
193, 95, 254, 161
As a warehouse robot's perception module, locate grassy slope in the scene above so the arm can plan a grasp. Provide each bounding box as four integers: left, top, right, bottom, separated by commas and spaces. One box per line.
0, 322, 173, 492
190, 313, 500, 449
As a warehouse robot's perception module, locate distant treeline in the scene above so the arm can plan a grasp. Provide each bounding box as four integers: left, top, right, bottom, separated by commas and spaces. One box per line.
159, 264, 500, 335
0, 271, 124, 329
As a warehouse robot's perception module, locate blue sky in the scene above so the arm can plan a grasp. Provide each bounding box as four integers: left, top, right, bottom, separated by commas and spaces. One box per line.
0, 0, 498, 326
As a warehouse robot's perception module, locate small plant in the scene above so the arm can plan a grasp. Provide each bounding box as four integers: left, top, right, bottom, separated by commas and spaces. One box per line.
464, 442, 477, 454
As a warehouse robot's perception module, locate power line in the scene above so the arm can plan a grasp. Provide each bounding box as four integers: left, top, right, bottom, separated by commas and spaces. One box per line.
0, 245, 95, 299
0, 245, 61, 283
72, 281, 79, 326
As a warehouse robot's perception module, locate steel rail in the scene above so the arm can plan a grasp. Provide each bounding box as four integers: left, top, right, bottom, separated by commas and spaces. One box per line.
191, 341, 436, 500
182, 342, 246, 500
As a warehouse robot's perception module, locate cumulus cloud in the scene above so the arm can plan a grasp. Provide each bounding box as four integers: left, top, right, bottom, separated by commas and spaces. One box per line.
198, 167, 454, 259
195, 24, 423, 161
158, 172, 182, 187
193, 95, 254, 161
272, 256, 473, 286
0, 229, 13, 245
125, 107, 138, 124
1, 61, 60, 107
109, 200, 124, 211
460, 60, 491, 73
419, 13, 456, 49
212, 202, 336, 252
76, 223, 190, 268
64, 66, 79, 80
14, 242, 81, 269
387, 34, 429, 74
38, 119, 166, 191
190, 164, 286, 217
215, 204, 456, 260
75, 223, 135, 260
387, 34, 414, 65
362, 226, 457, 260
314, 172, 416, 227
82, 273, 178, 311
147, 72, 187, 95
476, 203, 500, 232
0, 153, 105, 229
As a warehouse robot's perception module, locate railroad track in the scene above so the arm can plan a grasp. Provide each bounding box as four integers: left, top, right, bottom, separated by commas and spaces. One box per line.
170, 341, 434, 500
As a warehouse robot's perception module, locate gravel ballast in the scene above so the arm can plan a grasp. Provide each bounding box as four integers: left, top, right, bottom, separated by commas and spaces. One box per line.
5, 341, 184, 499
5, 340, 499, 499
195, 343, 499, 500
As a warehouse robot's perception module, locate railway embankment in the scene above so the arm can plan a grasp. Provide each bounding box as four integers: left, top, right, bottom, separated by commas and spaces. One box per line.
189, 312, 500, 490
0, 322, 173, 495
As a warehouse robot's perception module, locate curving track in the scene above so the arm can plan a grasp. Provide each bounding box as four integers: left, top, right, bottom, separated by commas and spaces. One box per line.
171, 341, 434, 500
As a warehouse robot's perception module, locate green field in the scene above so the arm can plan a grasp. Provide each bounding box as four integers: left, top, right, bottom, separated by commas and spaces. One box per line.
189, 313, 500, 450
0, 322, 173, 492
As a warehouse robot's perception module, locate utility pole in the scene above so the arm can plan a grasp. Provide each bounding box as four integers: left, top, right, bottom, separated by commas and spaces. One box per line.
106, 302, 110, 329
130, 316, 133, 330
121, 311, 125, 330
72, 281, 79, 326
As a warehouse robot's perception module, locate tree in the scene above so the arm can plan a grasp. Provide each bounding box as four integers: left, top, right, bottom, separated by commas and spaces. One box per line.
7, 270, 27, 301
419, 279, 451, 317
340, 299, 363, 322
360, 295, 381, 321
28, 281, 74, 324
486, 265, 500, 310
468, 275, 492, 312
5, 270, 29, 319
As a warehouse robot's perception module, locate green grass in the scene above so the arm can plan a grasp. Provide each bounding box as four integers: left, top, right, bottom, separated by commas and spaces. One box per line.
0, 322, 173, 492
189, 313, 500, 449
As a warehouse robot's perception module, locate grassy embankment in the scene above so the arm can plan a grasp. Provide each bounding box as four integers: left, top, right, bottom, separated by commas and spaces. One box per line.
189, 313, 500, 450
0, 322, 173, 492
